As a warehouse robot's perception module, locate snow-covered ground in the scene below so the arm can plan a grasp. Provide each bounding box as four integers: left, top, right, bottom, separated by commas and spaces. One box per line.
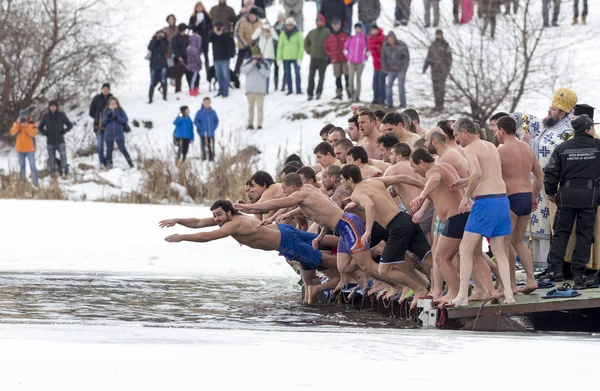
1, 0, 597, 203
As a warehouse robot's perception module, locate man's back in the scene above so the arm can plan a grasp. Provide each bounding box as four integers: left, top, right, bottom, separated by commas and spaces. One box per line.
385, 160, 422, 206
229, 214, 281, 250
429, 163, 464, 221
438, 147, 468, 178
467, 139, 506, 197
354, 179, 400, 227
498, 138, 535, 195
295, 185, 344, 230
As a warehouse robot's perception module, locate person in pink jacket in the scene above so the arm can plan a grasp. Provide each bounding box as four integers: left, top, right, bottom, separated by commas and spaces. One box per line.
344, 23, 369, 102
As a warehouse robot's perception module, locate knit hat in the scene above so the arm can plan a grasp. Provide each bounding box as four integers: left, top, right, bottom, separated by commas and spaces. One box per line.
285, 17, 296, 25
551, 88, 578, 113
251, 45, 261, 56
571, 114, 594, 133
316, 14, 325, 24
180, 105, 189, 115
102, 82, 110, 89
19, 109, 29, 117
249, 7, 260, 16
48, 100, 58, 108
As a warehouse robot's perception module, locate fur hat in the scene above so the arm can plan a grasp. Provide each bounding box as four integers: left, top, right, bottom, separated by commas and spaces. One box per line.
552, 88, 578, 113
285, 17, 296, 25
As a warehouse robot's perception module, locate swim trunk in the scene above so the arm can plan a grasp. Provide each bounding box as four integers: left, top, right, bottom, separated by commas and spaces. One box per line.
334, 213, 370, 254
277, 224, 322, 270
380, 212, 431, 264
433, 215, 446, 236
465, 194, 512, 238
441, 212, 470, 239
508, 192, 533, 216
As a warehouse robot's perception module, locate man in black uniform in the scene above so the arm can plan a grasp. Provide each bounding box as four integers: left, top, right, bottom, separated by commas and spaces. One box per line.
544, 115, 600, 288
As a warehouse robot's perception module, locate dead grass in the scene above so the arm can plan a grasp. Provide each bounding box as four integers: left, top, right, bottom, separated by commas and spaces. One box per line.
0, 172, 66, 200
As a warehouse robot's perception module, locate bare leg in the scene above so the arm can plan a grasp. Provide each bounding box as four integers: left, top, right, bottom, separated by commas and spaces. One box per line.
504, 215, 518, 293
514, 215, 538, 294
300, 269, 317, 303
470, 252, 498, 300
452, 231, 481, 307
307, 275, 340, 304
379, 262, 429, 309
490, 236, 515, 304
352, 251, 397, 284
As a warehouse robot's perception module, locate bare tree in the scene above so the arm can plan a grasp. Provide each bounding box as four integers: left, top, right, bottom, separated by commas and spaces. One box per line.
0, 0, 124, 138
402, 0, 593, 124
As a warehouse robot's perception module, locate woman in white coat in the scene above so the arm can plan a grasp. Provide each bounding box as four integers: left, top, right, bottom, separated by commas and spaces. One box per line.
251, 20, 279, 94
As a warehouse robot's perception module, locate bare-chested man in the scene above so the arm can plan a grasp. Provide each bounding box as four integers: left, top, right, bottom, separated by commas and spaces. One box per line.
328, 127, 347, 147
160, 199, 343, 303
347, 116, 363, 143
313, 142, 342, 181
357, 110, 383, 159
381, 112, 422, 149
450, 118, 515, 306
404, 108, 428, 138
234, 173, 376, 289
247, 171, 285, 220
437, 119, 465, 156
340, 164, 433, 308
346, 146, 383, 179
495, 115, 543, 294
377, 133, 399, 164
334, 139, 353, 164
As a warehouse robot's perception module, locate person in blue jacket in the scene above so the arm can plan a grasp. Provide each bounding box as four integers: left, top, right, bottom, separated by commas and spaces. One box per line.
174, 106, 195, 162
194, 97, 219, 161
102, 97, 134, 168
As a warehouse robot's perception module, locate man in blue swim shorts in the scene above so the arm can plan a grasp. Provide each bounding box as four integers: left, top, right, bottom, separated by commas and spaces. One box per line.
450, 117, 515, 307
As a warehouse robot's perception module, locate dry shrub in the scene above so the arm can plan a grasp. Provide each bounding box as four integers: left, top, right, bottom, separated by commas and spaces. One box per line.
0, 172, 66, 200
100, 192, 152, 204
204, 142, 260, 201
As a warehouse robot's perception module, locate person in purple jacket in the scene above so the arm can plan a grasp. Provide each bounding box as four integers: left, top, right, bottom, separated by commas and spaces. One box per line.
194, 97, 220, 161
102, 97, 134, 168
186, 33, 203, 96
344, 23, 369, 102
174, 106, 195, 162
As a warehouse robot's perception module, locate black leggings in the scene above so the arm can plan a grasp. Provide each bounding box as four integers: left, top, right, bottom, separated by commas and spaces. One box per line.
200, 136, 214, 161
176, 138, 191, 161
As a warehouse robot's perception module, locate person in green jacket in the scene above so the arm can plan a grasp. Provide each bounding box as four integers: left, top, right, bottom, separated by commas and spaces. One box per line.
304, 14, 331, 101
277, 17, 304, 95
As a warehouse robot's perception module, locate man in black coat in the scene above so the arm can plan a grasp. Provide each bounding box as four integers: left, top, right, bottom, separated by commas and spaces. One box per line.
88, 83, 112, 168
148, 30, 169, 103
39, 100, 73, 176
320, 0, 347, 30
423, 29, 452, 111
171, 23, 190, 94
544, 114, 600, 288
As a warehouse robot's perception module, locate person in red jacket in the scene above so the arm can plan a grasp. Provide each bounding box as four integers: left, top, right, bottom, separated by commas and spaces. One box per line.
367, 24, 385, 104
324, 18, 349, 100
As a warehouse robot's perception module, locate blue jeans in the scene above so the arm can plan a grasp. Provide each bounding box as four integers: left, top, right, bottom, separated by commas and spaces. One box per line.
105, 138, 132, 166
345, 2, 354, 34
372, 70, 386, 103
283, 60, 301, 93
47, 143, 68, 175
266, 59, 274, 94
96, 132, 106, 166
386, 71, 407, 107
214, 59, 230, 96
361, 21, 372, 37
18, 151, 38, 186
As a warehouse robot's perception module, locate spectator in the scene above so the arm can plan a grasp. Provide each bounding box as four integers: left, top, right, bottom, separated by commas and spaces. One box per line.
251, 20, 279, 94
173, 106, 194, 162
504, 0, 518, 15
242, 46, 270, 129
10, 109, 39, 186
305, 14, 331, 101
283, 0, 304, 31
241, 0, 266, 12
543, 0, 561, 27
39, 100, 73, 177
148, 31, 169, 103
237, 0, 265, 21
162, 14, 179, 58
324, 17, 350, 100
209, 23, 236, 98
357, 0, 380, 36
345, 0, 354, 35
320, 0, 347, 30
423, 0, 440, 27
395, 0, 411, 26
573, 0, 587, 24
344, 23, 369, 102
171, 23, 190, 95
273, 12, 287, 91
186, 33, 203, 96
194, 97, 219, 161
423, 29, 452, 111
381, 31, 409, 108
368, 24, 385, 104
453, 0, 461, 24
188, 2, 213, 75
479, 0, 501, 38
276, 18, 304, 96
102, 97, 134, 169
88, 83, 112, 168
210, 0, 237, 32
234, 7, 262, 76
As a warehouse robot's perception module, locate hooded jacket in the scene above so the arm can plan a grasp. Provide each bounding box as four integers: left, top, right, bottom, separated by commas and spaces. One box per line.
102, 107, 129, 141
148, 36, 169, 69
304, 26, 331, 59
276, 27, 304, 61
210, 2, 237, 31
324, 29, 349, 63
241, 58, 271, 94
367, 28, 385, 70
381, 31, 409, 73
235, 15, 263, 49
173, 115, 195, 141
186, 34, 203, 72
358, 0, 381, 22
10, 119, 37, 153
39, 104, 73, 146
423, 37, 452, 76
89, 93, 113, 133
344, 32, 368, 63
251, 26, 279, 60
194, 107, 220, 138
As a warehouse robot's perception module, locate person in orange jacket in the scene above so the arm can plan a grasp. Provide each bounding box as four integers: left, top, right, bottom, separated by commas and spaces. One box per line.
10, 109, 39, 186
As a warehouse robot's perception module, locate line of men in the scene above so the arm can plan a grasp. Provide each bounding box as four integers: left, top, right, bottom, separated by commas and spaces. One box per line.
159, 103, 587, 308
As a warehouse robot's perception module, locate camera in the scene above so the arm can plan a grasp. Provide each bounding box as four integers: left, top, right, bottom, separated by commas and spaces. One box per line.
20, 118, 26, 123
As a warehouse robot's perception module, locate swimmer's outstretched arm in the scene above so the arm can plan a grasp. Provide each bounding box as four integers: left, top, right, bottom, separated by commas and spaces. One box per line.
234, 193, 303, 214
164, 220, 239, 243
376, 174, 425, 189
159, 217, 216, 229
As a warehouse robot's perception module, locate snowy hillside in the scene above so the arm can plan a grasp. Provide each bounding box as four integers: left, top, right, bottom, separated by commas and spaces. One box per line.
1, 0, 597, 203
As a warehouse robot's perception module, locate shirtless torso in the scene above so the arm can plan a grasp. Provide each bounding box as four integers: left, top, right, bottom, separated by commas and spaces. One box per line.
396, 130, 422, 150
359, 137, 381, 160
256, 184, 285, 220
422, 163, 466, 222
465, 140, 507, 197
384, 160, 423, 208
226, 214, 282, 250
497, 138, 538, 195
359, 163, 383, 179
438, 148, 469, 179
351, 179, 400, 228
370, 159, 391, 172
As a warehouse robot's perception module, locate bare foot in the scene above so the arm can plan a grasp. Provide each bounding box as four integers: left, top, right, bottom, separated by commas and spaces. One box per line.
503, 296, 516, 305
451, 295, 469, 308
518, 280, 538, 294
468, 290, 488, 301
410, 288, 429, 310
306, 285, 320, 305
512, 284, 519, 295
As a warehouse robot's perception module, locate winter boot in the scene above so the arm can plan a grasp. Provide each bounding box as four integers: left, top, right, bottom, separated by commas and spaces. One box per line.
316, 93, 321, 100
127, 159, 134, 169
161, 82, 167, 101
583, 16, 587, 25
308, 95, 313, 101
573, 17, 578, 25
